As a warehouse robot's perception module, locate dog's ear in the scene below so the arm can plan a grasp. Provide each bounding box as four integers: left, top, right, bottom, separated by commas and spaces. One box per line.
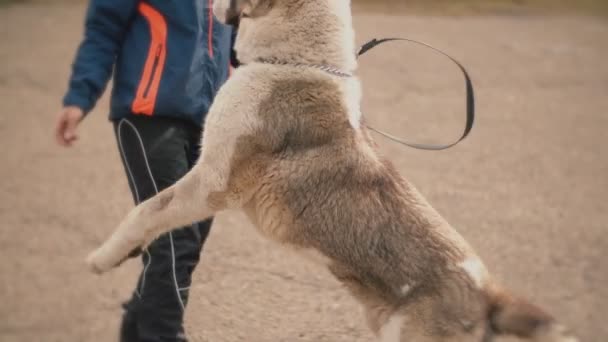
485, 286, 577, 341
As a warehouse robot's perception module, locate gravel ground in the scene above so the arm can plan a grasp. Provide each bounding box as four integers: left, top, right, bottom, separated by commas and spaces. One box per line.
1, 3, 607, 341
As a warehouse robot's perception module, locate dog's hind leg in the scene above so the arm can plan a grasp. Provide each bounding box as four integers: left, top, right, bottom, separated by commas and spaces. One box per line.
328, 264, 403, 341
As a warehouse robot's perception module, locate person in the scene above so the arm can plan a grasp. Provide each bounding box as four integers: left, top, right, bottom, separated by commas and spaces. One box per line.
55, 1, 237, 341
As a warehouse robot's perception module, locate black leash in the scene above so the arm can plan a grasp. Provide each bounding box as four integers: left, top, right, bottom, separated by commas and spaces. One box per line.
356, 38, 476, 151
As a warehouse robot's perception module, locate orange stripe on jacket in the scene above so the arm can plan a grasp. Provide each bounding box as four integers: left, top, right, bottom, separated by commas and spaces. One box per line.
132, 2, 167, 116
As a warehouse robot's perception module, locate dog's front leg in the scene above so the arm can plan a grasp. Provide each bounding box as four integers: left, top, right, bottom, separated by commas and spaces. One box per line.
86, 69, 263, 274
86, 126, 242, 274
85, 165, 223, 274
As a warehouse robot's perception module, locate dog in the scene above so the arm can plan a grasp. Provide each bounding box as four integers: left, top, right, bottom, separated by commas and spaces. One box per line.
86, 1, 578, 341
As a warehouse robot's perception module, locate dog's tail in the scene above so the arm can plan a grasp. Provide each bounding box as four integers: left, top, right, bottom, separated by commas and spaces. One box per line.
484, 284, 578, 342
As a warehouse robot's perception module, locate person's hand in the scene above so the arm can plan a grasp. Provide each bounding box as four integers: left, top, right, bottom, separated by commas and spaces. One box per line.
55, 106, 84, 147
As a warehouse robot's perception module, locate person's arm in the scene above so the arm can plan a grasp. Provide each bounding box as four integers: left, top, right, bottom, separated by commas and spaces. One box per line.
56, 0, 137, 146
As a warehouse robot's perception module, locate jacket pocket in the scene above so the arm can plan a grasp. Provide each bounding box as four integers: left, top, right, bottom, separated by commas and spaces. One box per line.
132, 2, 167, 115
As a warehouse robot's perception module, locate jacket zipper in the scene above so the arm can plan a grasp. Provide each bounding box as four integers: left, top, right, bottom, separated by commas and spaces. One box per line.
143, 44, 163, 99
208, 0, 215, 58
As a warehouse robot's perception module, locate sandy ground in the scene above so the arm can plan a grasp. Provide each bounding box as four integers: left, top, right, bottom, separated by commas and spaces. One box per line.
1, 2, 607, 342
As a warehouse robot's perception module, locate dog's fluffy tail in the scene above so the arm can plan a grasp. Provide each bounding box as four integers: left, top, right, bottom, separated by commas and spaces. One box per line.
485, 284, 578, 342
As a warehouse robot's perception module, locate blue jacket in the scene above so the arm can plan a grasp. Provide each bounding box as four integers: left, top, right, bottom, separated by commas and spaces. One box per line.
63, 0, 236, 127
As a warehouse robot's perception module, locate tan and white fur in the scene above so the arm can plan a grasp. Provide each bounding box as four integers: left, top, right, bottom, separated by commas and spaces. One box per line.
86, 1, 578, 341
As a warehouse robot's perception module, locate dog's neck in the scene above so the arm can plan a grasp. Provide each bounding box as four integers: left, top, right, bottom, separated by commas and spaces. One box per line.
253, 58, 353, 78
239, 1, 358, 73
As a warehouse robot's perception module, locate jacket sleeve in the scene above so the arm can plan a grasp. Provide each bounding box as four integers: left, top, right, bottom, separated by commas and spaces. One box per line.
62, 0, 138, 115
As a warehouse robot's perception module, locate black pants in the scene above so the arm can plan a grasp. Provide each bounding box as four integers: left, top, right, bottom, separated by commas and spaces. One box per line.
113, 115, 212, 342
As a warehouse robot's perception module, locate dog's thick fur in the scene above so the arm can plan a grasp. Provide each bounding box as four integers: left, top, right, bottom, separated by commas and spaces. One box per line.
86, 1, 578, 341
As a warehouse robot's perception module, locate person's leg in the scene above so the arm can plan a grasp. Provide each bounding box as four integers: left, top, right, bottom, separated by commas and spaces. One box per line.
113, 116, 211, 342
171, 122, 213, 308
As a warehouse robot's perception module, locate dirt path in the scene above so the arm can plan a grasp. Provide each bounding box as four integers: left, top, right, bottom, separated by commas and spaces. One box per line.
1, 3, 607, 341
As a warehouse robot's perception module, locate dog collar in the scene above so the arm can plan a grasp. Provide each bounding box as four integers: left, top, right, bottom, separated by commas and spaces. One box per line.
253, 58, 353, 78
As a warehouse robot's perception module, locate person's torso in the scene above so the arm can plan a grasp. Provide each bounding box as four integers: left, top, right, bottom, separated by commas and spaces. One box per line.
110, 0, 233, 126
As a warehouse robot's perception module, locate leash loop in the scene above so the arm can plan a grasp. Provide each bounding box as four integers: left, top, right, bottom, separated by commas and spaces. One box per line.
357, 38, 476, 151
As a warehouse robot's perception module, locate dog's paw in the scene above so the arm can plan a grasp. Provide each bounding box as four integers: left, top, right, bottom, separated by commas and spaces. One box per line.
85, 248, 122, 275
86, 246, 144, 274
